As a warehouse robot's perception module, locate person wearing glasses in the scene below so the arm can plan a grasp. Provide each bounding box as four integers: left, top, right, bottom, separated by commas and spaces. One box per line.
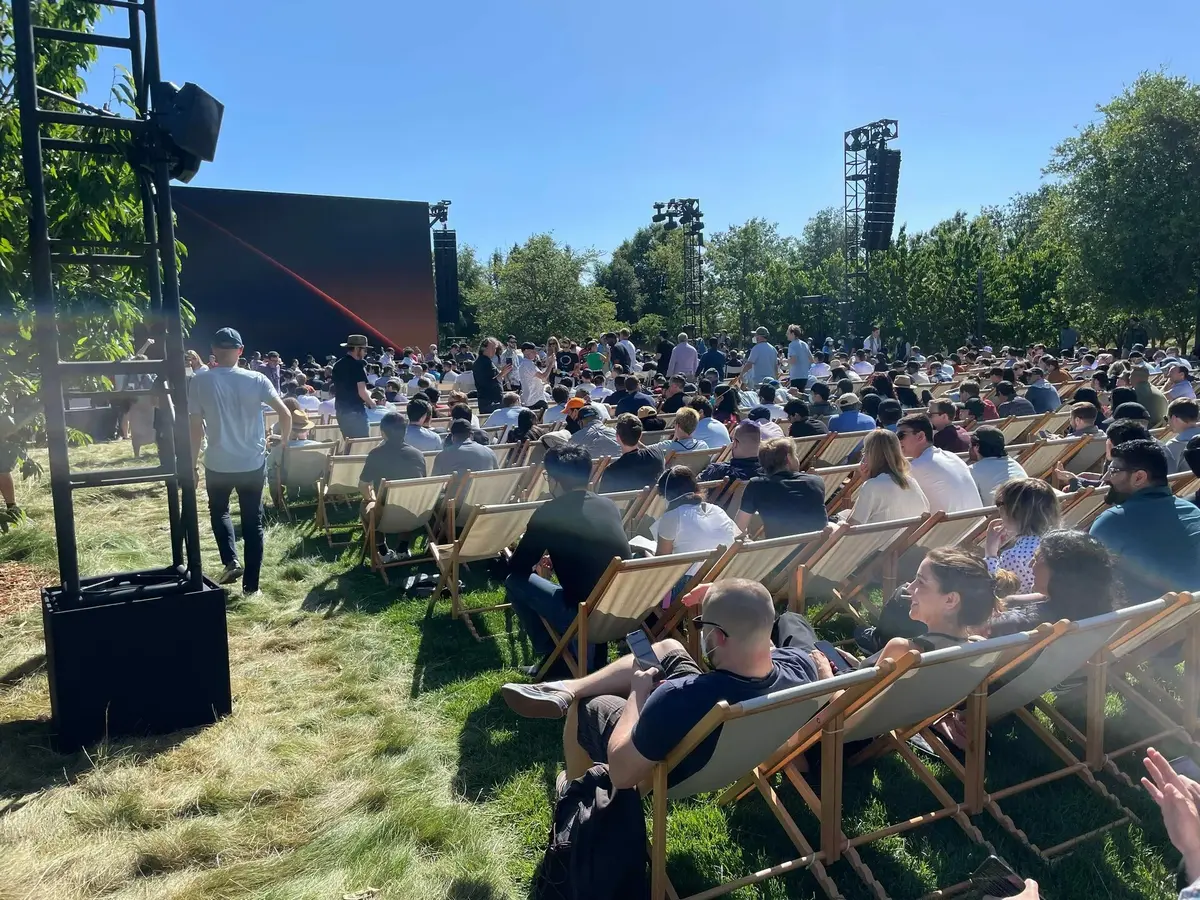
895, 414, 982, 513
498, 578, 835, 789
1089, 439, 1200, 605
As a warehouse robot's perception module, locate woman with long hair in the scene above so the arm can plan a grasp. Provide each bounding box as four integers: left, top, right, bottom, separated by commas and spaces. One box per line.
713, 383, 741, 426
870, 372, 896, 400
983, 477, 1060, 593
846, 429, 929, 524
1073, 386, 1108, 430
508, 408, 545, 446
988, 530, 1118, 635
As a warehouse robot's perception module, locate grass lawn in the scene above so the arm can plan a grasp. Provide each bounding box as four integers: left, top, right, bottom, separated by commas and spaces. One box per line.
0, 441, 1189, 899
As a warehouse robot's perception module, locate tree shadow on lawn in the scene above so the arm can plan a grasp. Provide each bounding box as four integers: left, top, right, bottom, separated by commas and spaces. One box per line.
453, 690, 562, 805
409, 604, 521, 698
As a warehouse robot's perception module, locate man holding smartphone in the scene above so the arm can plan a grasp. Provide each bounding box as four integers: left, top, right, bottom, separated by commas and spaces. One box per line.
500, 579, 834, 790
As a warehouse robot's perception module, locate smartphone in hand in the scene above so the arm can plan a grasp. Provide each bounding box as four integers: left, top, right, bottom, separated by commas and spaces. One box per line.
813, 639, 852, 675
969, 855, 1026, 898
626, 630, 661, 671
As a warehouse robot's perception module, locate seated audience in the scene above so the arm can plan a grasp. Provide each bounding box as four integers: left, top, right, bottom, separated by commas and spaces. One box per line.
1089, 439, 1200, 604
1131, 364, 1169, 426
786, 399, 828, 437
505, 444, 632, 674
637, 404, 667, 433
988, 530, 1118, 636
699, 421, 763, 482
897, 414, 983, 512
507, 407, 545, 447
958, 380, 999, 420
1023, 367, 1062, 413
737, 437, 828, 538
1067, 401, 1105, 438
404, 397, 444, 452
544, 385, 571, 424
877, 398, 903, 431
653, 406, 709, 454
358, 412, 427, 562
499, 579, 834, 788
828, 393, 875, 433
905, 549, 1012, 649
983, 477, 1060, 593
994, 381, 1036, 417
968, 425, 1029, 501
689, 398, 731, 448
929, 398, 972, 452
1186, 434, 1200, 506
808, 381, 836, 418
596, 413, 665, 494
432, 419, 498, 476
659, 375, 689, 414
484, 391, 524, 429
1163, 398, 1200, 474
845, 429, 929, 524
893, 374, 924, 409
756, 383, 787, 420
652, 465, 740, 560
745, 406, 785, 439
567, 404, 622, 456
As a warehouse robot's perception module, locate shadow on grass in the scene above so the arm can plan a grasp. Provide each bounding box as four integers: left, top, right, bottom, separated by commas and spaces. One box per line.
0, 653, 46, 688
445, 876, 509, 900
454, 691, 561, 804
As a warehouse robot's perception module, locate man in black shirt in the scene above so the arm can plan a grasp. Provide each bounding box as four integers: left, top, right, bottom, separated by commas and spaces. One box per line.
659, 375, 689, 414
473, 337, 510, 415
736, 436, 827, 538
700, 421, 763, 482
785, 399, 829, 438
697, 337, 726, 380
358, 412, 426, 562
597, 414, 665, 493
656, 331, 675, 375
615, 375, 655, 418
506, 444, 632, 674
332, 334, 377, 439
555, 345, 580, 383
607, 332, 632, 371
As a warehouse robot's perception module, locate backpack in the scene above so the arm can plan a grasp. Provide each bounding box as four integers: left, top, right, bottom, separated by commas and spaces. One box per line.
532, 764, 649, 900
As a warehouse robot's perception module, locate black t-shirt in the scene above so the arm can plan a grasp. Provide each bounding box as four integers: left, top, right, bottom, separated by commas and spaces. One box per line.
359, 440, 425, 486
609, 342, 632, 371
789, 419, 829, 438
700, 457, 761, 482
597, 446, 665, 494
555, 350, 579, 375
616, 391, 656, 417
606, 389, 630, 409
331, 354, 368, 411
661, 392, 688, 414
741, 472, 828, 538
657, 340, 674, 373
473, 354, 503, 414
508, 490, 631, 607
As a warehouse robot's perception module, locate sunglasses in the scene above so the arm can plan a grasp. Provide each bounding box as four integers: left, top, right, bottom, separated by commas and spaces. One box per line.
691, 616, 728, 637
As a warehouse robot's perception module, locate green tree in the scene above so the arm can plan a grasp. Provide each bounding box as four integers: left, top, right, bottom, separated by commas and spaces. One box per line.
593, 225, 685, 335
465, 234, 617, 342
1, 1, 171, 436
1047, 71, 1200, 349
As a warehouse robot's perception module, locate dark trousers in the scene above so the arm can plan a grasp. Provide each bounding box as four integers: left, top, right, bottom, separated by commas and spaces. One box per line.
336, 407, 370, 439
205, 466, 266, 592
526, 399, 549, 411
506, 572, 606, 670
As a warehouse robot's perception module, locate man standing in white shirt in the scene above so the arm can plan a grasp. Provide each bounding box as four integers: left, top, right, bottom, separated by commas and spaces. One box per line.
746, 327, 778, 385
863, 325, 882, 355
516, 342, 550, 410
617, 329, 639, 372
667, 332, 699, 377
896, 413, 982, 512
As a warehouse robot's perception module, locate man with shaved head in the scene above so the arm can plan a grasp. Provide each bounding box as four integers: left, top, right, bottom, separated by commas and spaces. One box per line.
500, 578, 833, 789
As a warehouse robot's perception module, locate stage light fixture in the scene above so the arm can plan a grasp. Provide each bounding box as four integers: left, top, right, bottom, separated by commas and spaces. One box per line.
145, 80, 224, 183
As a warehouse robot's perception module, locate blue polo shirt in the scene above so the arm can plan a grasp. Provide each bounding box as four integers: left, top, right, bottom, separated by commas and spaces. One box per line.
1089, 487, 1200, 604
827, 410, 876, 433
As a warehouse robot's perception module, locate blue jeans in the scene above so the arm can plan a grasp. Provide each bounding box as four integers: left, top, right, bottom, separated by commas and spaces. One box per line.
205, 465, 265, 592
336, 407, 370, 439
506, 573, 606, 670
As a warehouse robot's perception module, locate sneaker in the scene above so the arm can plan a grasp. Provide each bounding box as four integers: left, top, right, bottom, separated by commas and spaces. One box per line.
380, 549, 407, 564
853, 624, 884, 656
216, 562, 243, 585
500, 682, 575, 719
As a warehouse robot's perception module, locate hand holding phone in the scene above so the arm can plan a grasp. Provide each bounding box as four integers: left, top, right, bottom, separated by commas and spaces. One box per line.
626, 629, 660, 672
813, 639, 852, 675
970, 856, 1028, 899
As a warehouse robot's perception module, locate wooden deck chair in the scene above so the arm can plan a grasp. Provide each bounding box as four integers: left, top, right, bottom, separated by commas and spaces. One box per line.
316, 453, 369, 544
729, 634, 1035, 900
1088, 592, 1200, 783
811, 431, 871, 467
481, 424, 507, 443
262, 408, 279, 438
362, 474, 454, 582
716, 477, 748, 515
446, 466, 533, 536
628, 479, 725, 536
1001, 441, 1033, 459
958, 605, 1165, 860
664, 446, 726, 475
1065, 435, 1108, 474
705, 528, 828, 602
658, 413, 678, 430
995, 415, 1045, 443
428, 500, 544, 638
803, 517, 926, 623
930, 380, 960, 398
272, 441, 338, 520
490, 441, 522, 468
309, 423, 343, 444
536, 550, 720, 679
1169, 470, 1199, 498
1057, 381, 1085, 402
1017, 437, 1087, 479
792, 433, 832, 470
595, 488, 646, 525
643, 663, 904, 900
1059, 485, 1110, 529
813, 463, 862, 513
342, 435, 383, 455
521, 463, 550, 502
639, 429, 669, 446
1039, 407, 1075, 436
422, 450, 440, 475
889, 507, 998, 592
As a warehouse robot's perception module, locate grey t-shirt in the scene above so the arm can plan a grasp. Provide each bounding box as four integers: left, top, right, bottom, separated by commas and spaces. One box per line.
747, 341, 778, 384
188, 366, 279, 473
432, 439, 498, 476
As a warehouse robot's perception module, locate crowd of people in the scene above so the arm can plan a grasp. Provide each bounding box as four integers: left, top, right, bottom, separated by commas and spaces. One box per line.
162, 322, 1200, 897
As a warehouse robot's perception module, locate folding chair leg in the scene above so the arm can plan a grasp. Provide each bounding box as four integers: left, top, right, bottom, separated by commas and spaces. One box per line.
650, 766, 669, 900
751, 768, 844, 900
1185, 622, 1200, 734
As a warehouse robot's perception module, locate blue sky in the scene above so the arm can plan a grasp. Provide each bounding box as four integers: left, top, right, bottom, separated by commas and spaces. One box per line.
94, 0, 1200, 258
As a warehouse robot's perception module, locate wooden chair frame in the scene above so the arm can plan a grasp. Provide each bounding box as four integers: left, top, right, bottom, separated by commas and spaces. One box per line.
316, 453, 370, 545
270, 441, 338, 521
803, 517, 926, 623
361, 474, 454, 583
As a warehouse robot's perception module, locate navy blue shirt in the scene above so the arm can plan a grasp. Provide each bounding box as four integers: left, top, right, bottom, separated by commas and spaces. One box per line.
1090, 487, 1200, 604
1025, 381, 1062, 414
615, 391, 656, 417
632, 647, 818, 785
697, 348, 727, 379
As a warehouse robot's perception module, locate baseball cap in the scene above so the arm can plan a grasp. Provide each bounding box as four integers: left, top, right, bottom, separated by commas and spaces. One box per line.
747, 406, 772, 421
520, 342, 536, 351
838, 393, 861, 409
759, 378, 781, 389
577, 404, 599, 421
637, 405, 658, 419
212, 327, 243, 349
565, 397, 588, 411
754, 326, 770, 337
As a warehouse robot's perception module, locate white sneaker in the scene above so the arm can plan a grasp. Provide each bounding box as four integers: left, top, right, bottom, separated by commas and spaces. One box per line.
216, 562, 243, 585
379, 549, 405, 564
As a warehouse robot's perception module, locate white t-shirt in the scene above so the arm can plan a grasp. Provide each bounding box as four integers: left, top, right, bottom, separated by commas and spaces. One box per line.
590, 385, 612, 401
909, 446, 983, 513
653, 502, 740, 556
809, 362, 831, 379
850, 473, 929, 523
544, 403, 567, 425
318, 397, 336, 421
851, 361, 875, 376
187, 366, 278, 473
970, 456, 1028, 502
296, 394, 321, 413
516, 356, 546, 407
746, 341, 778, 384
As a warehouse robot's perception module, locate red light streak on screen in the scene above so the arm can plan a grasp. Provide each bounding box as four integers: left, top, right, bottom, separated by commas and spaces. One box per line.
175, 202, 396, 348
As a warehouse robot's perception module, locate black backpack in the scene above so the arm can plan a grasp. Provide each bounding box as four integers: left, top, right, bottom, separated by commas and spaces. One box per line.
533, 764, 649, 900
